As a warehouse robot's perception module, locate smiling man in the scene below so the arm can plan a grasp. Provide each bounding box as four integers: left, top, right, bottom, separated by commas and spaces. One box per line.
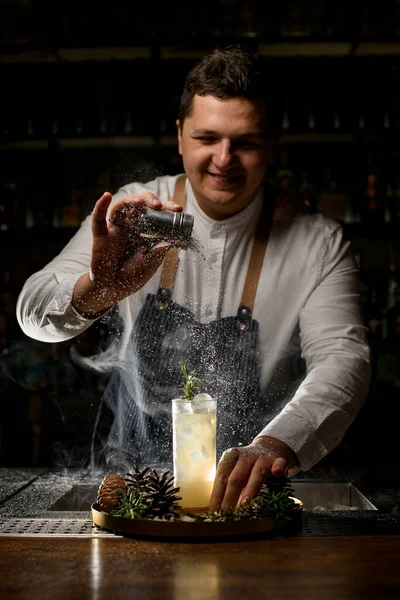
177, 94, 274, 220
17, 46, 370, 511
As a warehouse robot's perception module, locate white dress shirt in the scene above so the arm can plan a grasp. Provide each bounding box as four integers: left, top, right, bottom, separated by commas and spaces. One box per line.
16, 174, 371, 470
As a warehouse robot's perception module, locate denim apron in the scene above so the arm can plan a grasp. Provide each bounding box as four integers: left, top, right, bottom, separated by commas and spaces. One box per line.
92, 177, 281, 471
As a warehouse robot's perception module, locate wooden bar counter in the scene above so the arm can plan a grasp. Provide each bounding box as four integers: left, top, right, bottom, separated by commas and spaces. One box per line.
1, 535, 400, 599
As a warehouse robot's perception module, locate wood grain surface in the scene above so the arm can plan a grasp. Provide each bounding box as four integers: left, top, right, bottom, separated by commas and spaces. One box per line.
1, 535, 400, 599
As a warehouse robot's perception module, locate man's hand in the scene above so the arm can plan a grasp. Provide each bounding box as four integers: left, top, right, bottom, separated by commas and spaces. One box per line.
209, 436, 300, 512
72, 191, 182, 316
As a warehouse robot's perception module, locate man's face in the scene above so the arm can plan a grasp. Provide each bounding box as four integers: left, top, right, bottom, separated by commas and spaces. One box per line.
177, 94, 275, 220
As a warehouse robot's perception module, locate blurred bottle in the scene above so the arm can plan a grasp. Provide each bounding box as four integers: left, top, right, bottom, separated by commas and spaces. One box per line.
281, 1, 311, 37
360, 5, 378, 37
376, 251, 400, 388
0, 0, 34, 45
396, 0, 400, 37
385, 248, 399, 323
309, 0, 329, 37
353, 248, 369, 318
387, 176, 400, 225
360, 2, 392, 38
61, 186, 84, 228
359, 152, 388, 226
299, 171, 318, 212
365, 282, 383, 382
0, 181, 19, 231
273, 146, 297, 191
217, 0, 261, 37
376, 314, 399, 387
0, 270, 14, 351
317, 164, 353, 223
29, 193, 54, 228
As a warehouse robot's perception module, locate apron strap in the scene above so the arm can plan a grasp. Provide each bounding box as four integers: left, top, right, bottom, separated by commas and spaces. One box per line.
239, 198, 274, 312
159, 175, 187, 290
159, 175, 274, 311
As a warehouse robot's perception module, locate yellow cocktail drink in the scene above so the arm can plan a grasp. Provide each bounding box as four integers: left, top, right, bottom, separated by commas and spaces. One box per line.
172, 395, 217, 509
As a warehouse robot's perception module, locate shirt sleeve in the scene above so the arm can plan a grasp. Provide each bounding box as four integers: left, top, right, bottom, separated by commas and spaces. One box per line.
16, 214, 102, 342
257, 226, 371, 471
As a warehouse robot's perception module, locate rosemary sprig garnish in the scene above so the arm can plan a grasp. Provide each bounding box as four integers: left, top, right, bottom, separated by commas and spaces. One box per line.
179, 360, 204, 401
112, 487, 150, 519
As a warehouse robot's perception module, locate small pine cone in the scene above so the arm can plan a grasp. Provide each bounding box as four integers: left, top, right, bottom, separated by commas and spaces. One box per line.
124, 465, 182, 520
125, 464, 151, 489
97, 474, 127, 514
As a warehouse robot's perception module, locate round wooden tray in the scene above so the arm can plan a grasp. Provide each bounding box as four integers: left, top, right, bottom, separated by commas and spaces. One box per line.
92, 498, 303, 539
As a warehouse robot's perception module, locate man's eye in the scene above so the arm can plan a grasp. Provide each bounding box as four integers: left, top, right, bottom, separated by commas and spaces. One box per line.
196, 137, 217, 142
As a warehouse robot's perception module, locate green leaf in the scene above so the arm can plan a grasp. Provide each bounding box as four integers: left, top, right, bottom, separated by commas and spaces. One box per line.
179, 360, 204, 401
112, 487, 150, 520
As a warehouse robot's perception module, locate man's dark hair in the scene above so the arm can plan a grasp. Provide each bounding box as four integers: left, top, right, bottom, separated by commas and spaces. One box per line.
178, 45, 282, 140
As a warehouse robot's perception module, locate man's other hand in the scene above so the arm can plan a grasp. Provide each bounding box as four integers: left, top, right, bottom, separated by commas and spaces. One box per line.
209, 436, 300, 512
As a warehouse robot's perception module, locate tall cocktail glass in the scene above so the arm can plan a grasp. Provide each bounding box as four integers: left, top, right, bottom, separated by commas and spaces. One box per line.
172, 396, 217, 509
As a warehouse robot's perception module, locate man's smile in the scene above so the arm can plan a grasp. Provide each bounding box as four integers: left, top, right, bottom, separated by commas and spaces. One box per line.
207, 171, 244, 185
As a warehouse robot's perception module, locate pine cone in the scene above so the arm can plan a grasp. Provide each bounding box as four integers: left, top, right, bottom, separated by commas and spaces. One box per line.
97, 474, 127, 514
125, 464, 182, 520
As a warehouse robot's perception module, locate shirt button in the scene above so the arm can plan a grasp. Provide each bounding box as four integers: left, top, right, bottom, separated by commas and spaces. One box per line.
211, 254, 218, 263
205, 307, 213, 317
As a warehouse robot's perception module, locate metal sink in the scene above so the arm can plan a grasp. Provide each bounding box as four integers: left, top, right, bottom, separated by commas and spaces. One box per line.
49, 484, 98, 512
290, 482, 377, 511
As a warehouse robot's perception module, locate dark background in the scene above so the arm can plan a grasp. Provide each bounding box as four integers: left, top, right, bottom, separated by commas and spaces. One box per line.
0, 0, 399, 471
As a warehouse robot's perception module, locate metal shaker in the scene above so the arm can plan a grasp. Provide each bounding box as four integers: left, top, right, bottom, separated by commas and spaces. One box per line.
139, 207, 194, 249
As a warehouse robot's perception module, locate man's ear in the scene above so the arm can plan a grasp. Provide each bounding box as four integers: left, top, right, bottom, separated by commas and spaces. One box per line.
176, 119, 183, 156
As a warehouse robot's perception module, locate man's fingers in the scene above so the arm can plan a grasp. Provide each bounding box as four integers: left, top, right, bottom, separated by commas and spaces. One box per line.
209, 448, 239, 512
271, 457, 288, 477
236, 458, 272, 506
109, 199, 143, 229
92, 192, 113, 237
162, 200, 184, 212
219, 457, 259, 509
237, 457, 289, 506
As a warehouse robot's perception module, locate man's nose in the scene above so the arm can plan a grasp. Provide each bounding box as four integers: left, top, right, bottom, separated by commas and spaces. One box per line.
213, 140, 235, 169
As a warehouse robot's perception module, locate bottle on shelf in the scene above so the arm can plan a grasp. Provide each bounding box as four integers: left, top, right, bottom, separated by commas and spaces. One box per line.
280, 1, 311, 37
309, 0, 330, 38
386, 252, 397, 311
376, 315, 399, 388
360, 3, 393, 38
61, 186, 84, 228
353, 248, 369, 318
360, 5, 378, 37
0, 181, 18, 231
387, 176, 400, 225
0, 270, 15, 352
374, 250, 400, 389
365, 283, 382, 339
364, 281, 383, 382
385, 285, 400, 366
272, 145, 297, 191
325, 1, 356, 39
359, 152, 389, 226
26, 193, 54, 229
299, 171, 318, 212
317, 164, 353, 223
232, 0, 262, 37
